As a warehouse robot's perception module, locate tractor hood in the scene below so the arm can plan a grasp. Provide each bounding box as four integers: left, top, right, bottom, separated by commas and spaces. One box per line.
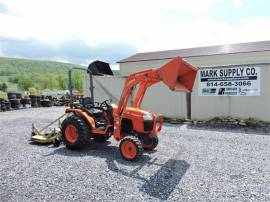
112, 104, 151, 116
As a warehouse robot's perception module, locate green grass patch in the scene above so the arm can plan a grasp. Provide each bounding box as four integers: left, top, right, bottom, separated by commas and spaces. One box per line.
0, 91, 7, 99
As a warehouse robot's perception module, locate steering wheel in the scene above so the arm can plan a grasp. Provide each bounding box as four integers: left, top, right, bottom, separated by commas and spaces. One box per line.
94, 102, 101, 107
100, 99, 112, 109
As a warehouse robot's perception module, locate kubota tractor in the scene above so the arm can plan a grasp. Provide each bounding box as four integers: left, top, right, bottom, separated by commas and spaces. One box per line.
61, 57, 197, 160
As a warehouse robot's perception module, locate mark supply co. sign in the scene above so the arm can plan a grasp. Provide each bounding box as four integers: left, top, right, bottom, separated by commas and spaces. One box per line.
199, 66, 260, 96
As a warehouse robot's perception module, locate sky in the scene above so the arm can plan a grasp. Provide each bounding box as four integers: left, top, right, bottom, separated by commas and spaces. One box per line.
0, 0, 269, 68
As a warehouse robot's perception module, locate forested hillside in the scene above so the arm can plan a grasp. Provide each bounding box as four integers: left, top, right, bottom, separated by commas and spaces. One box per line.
0, 57, 119, 98
0, 57, 83, 75
0, 57, 85, 94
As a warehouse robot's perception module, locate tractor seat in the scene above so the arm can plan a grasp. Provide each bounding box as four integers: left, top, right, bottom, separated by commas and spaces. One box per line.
87, 108, 103, 117
80, 97, 93, 107
80, 97, 103, 117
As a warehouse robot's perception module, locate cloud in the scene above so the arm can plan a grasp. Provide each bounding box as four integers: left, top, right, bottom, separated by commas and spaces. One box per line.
0, 37, 136, 64
0, 3, 7, 13
0, 0, 226, 45
0, 0, 269, 64
233, 0, 244, 8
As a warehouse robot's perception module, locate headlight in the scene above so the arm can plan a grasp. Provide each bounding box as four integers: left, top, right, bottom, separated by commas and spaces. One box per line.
143, 114, 153, 121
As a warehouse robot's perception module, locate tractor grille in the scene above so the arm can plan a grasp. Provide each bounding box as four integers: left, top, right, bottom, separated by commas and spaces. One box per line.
144, 121, 154, 131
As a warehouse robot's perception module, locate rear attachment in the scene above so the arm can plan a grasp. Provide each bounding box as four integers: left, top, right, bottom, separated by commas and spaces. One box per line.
31, 113, 66, 146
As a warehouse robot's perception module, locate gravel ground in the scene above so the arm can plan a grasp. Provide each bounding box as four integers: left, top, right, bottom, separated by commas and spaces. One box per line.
0, 107, 270, 202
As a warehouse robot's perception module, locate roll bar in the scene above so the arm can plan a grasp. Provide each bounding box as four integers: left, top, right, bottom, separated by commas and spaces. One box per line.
68, 61, 114, 108
68, 67, 88, 108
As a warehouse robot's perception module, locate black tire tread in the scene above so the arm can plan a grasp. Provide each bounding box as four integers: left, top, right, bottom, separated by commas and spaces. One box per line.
119, 136, 143, 161
143, 136, 159, 151
61, 115, 91, 150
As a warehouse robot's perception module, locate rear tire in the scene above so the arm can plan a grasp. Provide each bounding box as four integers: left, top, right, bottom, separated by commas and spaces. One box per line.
119, 136, 143, 161
61, 116, 92, 150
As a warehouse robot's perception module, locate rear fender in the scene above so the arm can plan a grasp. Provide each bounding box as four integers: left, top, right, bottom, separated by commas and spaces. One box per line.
66, 108, 96, 129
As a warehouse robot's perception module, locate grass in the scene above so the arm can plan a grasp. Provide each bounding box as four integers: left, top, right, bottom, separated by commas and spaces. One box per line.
0, 91, 7, 99
0, 76, 9, 82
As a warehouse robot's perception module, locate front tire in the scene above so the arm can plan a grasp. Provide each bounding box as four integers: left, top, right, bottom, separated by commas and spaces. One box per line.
142, 136, 159, 151
119, 136, 143, 161
61, 116, 91, 150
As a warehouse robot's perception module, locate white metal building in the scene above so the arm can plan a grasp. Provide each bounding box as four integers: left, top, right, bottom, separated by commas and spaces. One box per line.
85, 41, 270, 122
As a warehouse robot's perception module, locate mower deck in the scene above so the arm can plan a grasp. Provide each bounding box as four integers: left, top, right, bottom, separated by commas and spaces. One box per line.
31, 128, 61, 144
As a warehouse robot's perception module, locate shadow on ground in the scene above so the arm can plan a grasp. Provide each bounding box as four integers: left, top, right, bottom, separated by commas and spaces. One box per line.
140, 159, 189, 200
45, 142, 189, 200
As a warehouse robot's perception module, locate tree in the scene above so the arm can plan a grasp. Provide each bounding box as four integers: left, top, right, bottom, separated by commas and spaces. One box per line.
57, 75, 68, 90
34, 74, 58, 90
18, 74, 34, 90
72, 72, 83, 92
1, 82, 7, 92
28, 87, 37, 95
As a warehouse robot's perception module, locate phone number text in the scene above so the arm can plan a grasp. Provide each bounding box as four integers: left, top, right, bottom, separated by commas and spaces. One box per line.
206, 81, 252, 87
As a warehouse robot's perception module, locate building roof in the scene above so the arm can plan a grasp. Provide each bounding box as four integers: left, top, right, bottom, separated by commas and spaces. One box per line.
118, 40, 270, 63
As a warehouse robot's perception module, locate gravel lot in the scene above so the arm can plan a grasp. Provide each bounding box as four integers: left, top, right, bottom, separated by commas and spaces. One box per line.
0, 107, 270, 201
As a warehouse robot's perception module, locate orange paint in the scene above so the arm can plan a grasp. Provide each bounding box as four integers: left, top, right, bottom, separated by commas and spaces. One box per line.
65, 57, 197, 146
120, 141, 137, 159
65, 124, 78, 143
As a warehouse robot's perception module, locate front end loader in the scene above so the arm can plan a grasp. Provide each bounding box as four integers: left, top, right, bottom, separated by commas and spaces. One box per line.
60, 57, 197, 160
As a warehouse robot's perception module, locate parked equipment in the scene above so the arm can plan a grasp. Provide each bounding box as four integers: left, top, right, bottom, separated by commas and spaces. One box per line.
31, 57, 197, 161
61, 57, 197, 160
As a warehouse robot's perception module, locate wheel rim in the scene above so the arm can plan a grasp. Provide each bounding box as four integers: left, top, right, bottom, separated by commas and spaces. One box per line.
121, 141, 137, 159
65, 124, 78, 143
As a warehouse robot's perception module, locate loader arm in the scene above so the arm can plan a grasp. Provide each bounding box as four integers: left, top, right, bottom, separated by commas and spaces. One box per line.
117, 57, 197, 115
113, 57, 197, 138
116, 69, 160, 116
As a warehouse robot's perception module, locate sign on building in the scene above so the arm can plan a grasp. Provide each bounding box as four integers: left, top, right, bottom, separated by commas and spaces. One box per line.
199, 66, 260, 96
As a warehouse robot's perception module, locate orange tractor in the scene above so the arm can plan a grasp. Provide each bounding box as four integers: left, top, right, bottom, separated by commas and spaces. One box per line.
61, 57, 197, 160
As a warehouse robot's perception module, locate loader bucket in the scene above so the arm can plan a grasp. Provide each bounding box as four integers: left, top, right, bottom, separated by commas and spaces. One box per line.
87, 60, 114, 76
157, 57, 197, 92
